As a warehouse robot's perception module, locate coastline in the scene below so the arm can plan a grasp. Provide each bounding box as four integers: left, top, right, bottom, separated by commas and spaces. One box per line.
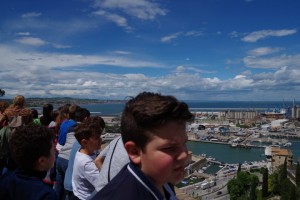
188, 138, 265, 149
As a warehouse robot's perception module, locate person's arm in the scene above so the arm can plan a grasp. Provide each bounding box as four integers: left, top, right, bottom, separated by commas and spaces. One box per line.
84, 161, 102, 190
94, 155, 105, 171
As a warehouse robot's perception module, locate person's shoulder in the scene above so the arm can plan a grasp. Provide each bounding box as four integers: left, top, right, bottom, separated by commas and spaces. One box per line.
92, 165, 156, 200
0, 171, 58, 200
20, 107, 31, 116
0, 171, 14, 185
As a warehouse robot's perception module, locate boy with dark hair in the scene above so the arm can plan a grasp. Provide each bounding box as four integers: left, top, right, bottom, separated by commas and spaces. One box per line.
0, 124, 58, 200
40, 103, 54, 126
72, 116, 105, 200
92, 91, 194, 200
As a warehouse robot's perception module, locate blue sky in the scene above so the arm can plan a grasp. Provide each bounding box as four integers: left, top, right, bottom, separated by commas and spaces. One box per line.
1, 0, 300, 101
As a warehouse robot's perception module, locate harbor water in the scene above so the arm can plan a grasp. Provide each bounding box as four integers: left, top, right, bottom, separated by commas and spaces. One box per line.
187, 140, 300, 164
187, 141, 266, 164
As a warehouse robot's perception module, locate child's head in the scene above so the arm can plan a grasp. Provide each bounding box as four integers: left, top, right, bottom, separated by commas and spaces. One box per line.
75, 116, 105, 154
121, 92, 193, 150
121, 92, 193, 187
42, 103, 53, 117
31, 108, 39, 119
9, 124, 56, 171
68, 104, 79, 120
75, 107, 89, 122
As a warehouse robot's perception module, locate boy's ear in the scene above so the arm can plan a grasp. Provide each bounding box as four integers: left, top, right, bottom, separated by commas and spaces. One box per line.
81, 139, 88, 147
35, 156, 46, 171
124, 141, 141, 165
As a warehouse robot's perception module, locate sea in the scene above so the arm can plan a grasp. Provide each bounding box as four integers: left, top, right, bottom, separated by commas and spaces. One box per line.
81, 100, 295, 116
80, 100, 300, 164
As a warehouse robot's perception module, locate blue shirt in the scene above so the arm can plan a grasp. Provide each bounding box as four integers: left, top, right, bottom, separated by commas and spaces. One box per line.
91, 162, 178, 200
58, 119, 76, 146
64, 140, 81, 191
0, 169, 58, 200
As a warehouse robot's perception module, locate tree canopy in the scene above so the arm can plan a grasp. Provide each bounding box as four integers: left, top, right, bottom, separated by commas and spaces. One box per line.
227, 171, 259, 200
0, 89, 5, 97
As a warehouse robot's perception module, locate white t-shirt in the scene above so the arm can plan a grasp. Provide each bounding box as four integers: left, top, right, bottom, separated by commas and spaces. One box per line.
72, 150, 101, 200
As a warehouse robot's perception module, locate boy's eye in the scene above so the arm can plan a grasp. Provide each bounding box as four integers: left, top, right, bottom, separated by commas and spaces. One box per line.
162, 146, 176, 152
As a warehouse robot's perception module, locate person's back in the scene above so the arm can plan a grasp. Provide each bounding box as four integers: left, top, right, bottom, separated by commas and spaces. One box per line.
0, 168, 58, 200
95, 136, 129, 190
1, 95, 32, 126
91, 92, 194, 200
0, 124, 58, 200
56, 104, 79, 151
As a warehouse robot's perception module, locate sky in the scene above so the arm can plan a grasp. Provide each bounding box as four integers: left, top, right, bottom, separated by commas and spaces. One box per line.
1, 0, 300, 101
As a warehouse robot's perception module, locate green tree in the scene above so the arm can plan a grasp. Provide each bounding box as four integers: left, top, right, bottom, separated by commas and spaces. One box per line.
280, 179, 294, 200
296, 162, 300, 187
237, 163, 241, 173
227, 171, 259, 199
262, 167, 269, 197
0, 89, 5, 97
290, 185, 296, 200
249, 182, 257, 200
228, 178, 243, 200
280, 158, 288, 181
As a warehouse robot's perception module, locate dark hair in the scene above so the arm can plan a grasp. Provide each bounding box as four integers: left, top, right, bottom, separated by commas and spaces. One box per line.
31, 108, 39, 119
0, 101, 9, 113
74, 116, 105, 145
75, 107, 90, 122
121, 92, 193, 150
40, 104, 54, 126
82, 108, 91, 120
9, 124, 55, 170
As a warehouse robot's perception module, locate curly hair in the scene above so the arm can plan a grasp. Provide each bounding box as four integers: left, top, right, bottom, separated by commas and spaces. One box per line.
74, 116, 105, 145
9, 124, 55, 170
12, 95, 25, 107
121, 92, 194, 150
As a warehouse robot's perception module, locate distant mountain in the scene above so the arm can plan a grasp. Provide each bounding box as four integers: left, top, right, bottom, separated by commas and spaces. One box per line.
0, 97, 127, 107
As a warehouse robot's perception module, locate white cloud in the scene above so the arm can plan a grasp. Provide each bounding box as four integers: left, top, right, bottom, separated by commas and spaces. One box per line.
52, 43, 72, 49
15, 37, 48, 46
229, 31, 241, 38
21, 12, 42, 18
185, 31, 203, 37
14, 37, 71, 49
1, 52, 300, 100
94, 0, 167, 20
242, 29, 297, 42
16, 32, 31, 36
161, 30, 204, 43
113, 50, 132, 55
93, 10, 133, 32
161, 32, 182, 43
244, 54, 300, 69
0, 45, 163, 71
248, 47, 282, 56
175, 66, 215, 74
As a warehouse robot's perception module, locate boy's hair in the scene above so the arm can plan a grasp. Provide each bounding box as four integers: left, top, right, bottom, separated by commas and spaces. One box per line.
75, 116, 105, 145
121, 92, 194, 150
9, 124, 55, 170
42, 103, 53, 116
31, 108, 39, 119
75, 107, 88, 122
